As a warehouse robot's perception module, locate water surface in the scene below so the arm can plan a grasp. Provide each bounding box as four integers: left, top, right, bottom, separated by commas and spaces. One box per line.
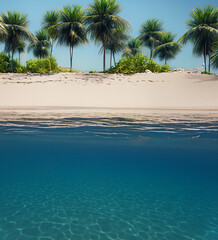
0, 109, 218, 240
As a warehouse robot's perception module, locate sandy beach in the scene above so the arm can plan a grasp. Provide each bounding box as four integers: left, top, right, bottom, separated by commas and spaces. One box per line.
0, 72, 217, 110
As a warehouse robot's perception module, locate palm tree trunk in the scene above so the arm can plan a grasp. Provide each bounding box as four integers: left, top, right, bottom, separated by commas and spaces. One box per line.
209, 51, 211, 73
150, 41, 154, 60
19, 52, 21, 64
110, 50, 112, 68
70, 45, 72, 71
103, 40, 106, 72
165, 49, 167, 65
51, 39, 54, 56
113, 52, 116, 66
150, 48, 153, 60
11, 51, 14, 72
204, 43, 207, 72
71, 46, 74, 71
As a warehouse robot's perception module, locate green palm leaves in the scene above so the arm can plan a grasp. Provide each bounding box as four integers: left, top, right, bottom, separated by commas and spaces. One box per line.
138, 19, 181, 64
57, 5, 87, 70
105, 26, 129, 67
0, 22, 6, 41
179, 5, 218, 72
122, 38, 142, 58
0, 10, 35, 71
153, 32, 181, 64
28, 30, 50, 58
211, 41, 218, 69
17, 41, 26, 63
41, 6, 88, 70
139, 18, 163, 59
0, 4, 216, 72
85, 0, 130, 72
42, 10, 59, 55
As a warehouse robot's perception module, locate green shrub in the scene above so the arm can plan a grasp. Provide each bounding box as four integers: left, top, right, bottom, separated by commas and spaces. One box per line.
107, 54, 149, 74
12, 59, 27, 73
89, 70, 96, 73
0, 53, 27, 73
145, 60, 160, 73
107, 55, 171, 74
159, 64, 171, 72
0, 53, 10, 73
201, 71, 215, 75
59, 68, 75, 72
26, 58, 51, 73
49, 56, 59, 72
26, 57, 59, 73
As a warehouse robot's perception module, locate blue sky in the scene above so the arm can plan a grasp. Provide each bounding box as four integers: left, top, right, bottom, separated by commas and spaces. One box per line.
1, 0, 217, 72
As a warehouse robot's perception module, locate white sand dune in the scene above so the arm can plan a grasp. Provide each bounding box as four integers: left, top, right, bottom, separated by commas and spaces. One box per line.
0, 72, 217, 110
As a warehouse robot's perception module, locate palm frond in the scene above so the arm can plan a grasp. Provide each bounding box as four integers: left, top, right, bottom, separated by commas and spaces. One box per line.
122, 38, 142, 57
179, 5, 218, 70
42, 10, 59, 41
153, 32, 181, 63
211, 41, 218, 68
0, 10, 35, 57
28, 29, 50, 58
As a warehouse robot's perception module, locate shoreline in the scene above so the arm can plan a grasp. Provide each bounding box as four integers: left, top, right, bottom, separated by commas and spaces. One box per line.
0, 106, 218, 112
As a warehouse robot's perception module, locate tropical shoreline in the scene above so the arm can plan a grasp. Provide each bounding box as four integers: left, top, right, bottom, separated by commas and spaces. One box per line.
0, 72, 217, 110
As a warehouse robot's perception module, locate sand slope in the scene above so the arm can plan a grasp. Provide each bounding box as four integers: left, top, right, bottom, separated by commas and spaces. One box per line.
0, 72, 217, 109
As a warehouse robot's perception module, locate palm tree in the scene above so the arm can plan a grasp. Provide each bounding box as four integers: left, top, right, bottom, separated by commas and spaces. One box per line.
153, 32, 181, 64
179, 5, 218, 72
28, 30, 50, 58
0, 10, 35, 71
104, 26, 129, 67
122, 38, 142, 57
57, 5, 87, 70
211, 41, 218, 69
16, 41, 26, 63
42, 10, 59, 55
139, 18, 163, 59
85, 0, 130, 72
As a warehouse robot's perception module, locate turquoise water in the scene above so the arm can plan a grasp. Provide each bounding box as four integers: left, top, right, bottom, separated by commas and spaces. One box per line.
0, 109, 218, 240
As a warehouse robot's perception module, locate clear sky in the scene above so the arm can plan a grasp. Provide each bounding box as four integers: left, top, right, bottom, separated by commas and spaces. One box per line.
1, 0, 217, 72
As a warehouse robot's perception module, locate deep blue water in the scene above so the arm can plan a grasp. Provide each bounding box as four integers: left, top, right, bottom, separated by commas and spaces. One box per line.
0, 109, 218, 240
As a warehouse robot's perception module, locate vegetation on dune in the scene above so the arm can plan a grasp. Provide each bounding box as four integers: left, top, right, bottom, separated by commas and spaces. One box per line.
107, 54, 171, 74
0, 52, 10, 72
26, 56, 59, 73
0, 51, 59, 73
89, 70, 97, 73
85, 0, 130, 72
0, 3, 217, 74
0, 52, 26, 73
201, 71, 215, 75
179, 5, 218, 72
59, 68, 76, 73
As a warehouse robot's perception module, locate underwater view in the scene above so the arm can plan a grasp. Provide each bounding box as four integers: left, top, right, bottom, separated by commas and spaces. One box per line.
0, 109, 218, 240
